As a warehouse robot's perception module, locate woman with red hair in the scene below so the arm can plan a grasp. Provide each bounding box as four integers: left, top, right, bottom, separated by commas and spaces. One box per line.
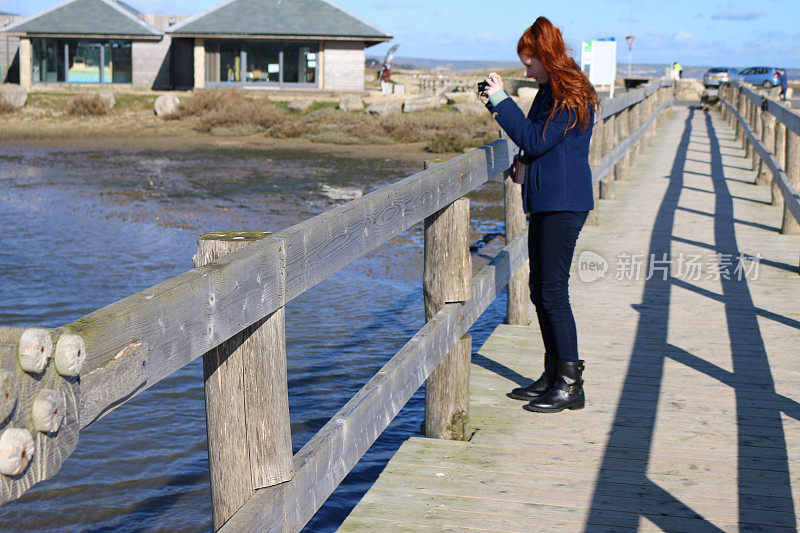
483, 16, 599, 413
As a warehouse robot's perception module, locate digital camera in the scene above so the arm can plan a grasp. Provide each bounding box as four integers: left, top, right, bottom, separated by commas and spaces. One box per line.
477, 81, 489, 94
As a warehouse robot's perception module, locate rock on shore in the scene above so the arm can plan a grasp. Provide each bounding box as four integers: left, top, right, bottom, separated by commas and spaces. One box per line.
154, 94, 180, 116
0, 85, 27, 108
288, 98, 313, 112
97, 90, 115, 109
339, 95, 364, 112
366, 100, 401, 118
402, 96, 443, 113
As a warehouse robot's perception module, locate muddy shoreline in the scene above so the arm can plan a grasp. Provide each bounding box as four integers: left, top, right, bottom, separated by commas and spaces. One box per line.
2, 135, 459, 165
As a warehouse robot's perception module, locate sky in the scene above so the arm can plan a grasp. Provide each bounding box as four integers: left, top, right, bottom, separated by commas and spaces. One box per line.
1, 0, 798, 68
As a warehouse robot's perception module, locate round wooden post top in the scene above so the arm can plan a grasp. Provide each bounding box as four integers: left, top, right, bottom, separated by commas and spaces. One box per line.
197, 231, 274, 243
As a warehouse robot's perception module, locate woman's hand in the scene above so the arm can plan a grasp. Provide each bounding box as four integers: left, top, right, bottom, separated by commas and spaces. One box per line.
484, 72, 505, 97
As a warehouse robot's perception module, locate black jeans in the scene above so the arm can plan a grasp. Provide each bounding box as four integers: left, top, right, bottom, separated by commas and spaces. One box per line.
528, 210, 588, 362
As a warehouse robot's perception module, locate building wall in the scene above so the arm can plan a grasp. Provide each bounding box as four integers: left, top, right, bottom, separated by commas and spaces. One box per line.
0, 34, 19, 83
139, 14, 189, 32
1, 15, 23, 84
322, 40, 364, 91
132, 37, 172, 89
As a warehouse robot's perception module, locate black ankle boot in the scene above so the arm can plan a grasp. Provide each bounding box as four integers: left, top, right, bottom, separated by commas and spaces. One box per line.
524, 360, 585, 413
508, 352, 557, 401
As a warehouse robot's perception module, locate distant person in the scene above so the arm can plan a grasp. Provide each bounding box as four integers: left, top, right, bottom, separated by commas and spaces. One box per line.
672, 62, 683, 80
380, 63, 392, 95
480, 16, 599, 413
779, 69, 788, 102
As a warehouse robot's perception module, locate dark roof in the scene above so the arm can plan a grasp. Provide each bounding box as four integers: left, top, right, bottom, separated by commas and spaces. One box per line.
168, 0, 390, 40
3, 0, 160, 36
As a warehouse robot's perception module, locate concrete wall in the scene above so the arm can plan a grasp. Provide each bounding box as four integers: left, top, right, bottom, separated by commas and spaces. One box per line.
322, 40, 364, 91
132, 37, 172, 89
18, 38, 30, 90
193, 38, 205, 89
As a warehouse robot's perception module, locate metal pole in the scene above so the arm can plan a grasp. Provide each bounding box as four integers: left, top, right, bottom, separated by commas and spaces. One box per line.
627, 0, 633, 77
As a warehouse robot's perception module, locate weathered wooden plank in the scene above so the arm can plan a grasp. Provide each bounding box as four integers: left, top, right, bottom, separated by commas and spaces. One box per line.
782, 130, 800, 234
390, 433, 797, 488
737, 83, 800, 138
425, 334, 471, 441
346, 496, 729, 533
221, 231, 529, 533
720, 95, 800, 224
423, 190, 472, 441
49, 81, 662, 433
0, 327, 80, 505
423, 197, 472, 320
60, 139, 514, 427
363, 466, 793, 527
63, 234, 286, 421
503, 168, 528, 324
375, 461, 783, 517
194, 233, 293, 530
593, 99, 672, 187
79, 341, 147, 429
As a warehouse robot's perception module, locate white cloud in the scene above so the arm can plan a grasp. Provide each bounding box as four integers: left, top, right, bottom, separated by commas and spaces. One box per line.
711, 8, 767, 20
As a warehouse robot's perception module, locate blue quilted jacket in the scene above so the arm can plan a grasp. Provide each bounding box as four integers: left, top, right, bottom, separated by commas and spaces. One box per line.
487, 83, 594, 214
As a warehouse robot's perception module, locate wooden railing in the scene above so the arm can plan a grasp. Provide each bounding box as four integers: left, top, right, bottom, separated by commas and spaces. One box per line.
719, 82, 800, 269
0, 79, 673, 531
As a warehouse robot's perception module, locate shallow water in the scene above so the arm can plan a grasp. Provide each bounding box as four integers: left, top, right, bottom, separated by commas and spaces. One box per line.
0, 146, 507, 532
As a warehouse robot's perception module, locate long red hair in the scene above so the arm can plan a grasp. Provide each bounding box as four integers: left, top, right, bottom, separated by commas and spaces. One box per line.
518, 17, 599, 133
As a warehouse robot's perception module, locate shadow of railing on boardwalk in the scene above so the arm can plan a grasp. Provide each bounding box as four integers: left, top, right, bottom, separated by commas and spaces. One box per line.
585, 106, 797, 531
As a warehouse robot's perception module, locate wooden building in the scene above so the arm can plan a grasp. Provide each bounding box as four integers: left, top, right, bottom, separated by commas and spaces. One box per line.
2, 0, 391, 91
166, 0, 391, 90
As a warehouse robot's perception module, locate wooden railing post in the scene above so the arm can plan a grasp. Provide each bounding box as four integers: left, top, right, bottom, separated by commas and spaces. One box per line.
774, 121, 788, 209
746, 98, 756, 169
756, 105, 774, 186
423, 161, 472, 441
737, 90, 747, 148
629, 101, 641, 167
504, 170, 530, 325
782, 132, 800, 235
750, 96, 763, 169
194, 231, 293, 531
655, 88, 665, 128
646, 92, 656, 146
721, 86, 729, 122
600, 114, 616, 199
616, 107, 631, 181
587, 116, 604, 226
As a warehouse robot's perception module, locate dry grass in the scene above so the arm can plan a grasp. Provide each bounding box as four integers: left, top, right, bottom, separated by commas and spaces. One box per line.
168, 88, 311, 137
67, 95, 110, 116
165, 88, 497, 152
0, 100, 14, 114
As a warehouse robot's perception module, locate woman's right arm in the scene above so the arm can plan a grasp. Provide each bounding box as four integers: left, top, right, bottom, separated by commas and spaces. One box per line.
489, 97, 575, 157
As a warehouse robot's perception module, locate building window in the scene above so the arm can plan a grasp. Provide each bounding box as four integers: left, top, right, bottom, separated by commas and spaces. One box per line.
32, 38, 65, 82
205, 40, 318, 86
245, 42, 280, 83
31, 38, 131, 84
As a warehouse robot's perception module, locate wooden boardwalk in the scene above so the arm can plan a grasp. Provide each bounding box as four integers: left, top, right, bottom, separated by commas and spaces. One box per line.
338, 104, 800, 532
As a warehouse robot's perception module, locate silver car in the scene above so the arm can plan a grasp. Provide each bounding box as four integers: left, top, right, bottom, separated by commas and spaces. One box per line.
703, 67, 739, 87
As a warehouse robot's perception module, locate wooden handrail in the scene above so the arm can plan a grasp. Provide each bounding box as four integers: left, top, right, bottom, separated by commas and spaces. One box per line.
734, 81, 800, 138
719, 87, 800, 225
68, 139, 514, 427
0, 80, 675, 516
